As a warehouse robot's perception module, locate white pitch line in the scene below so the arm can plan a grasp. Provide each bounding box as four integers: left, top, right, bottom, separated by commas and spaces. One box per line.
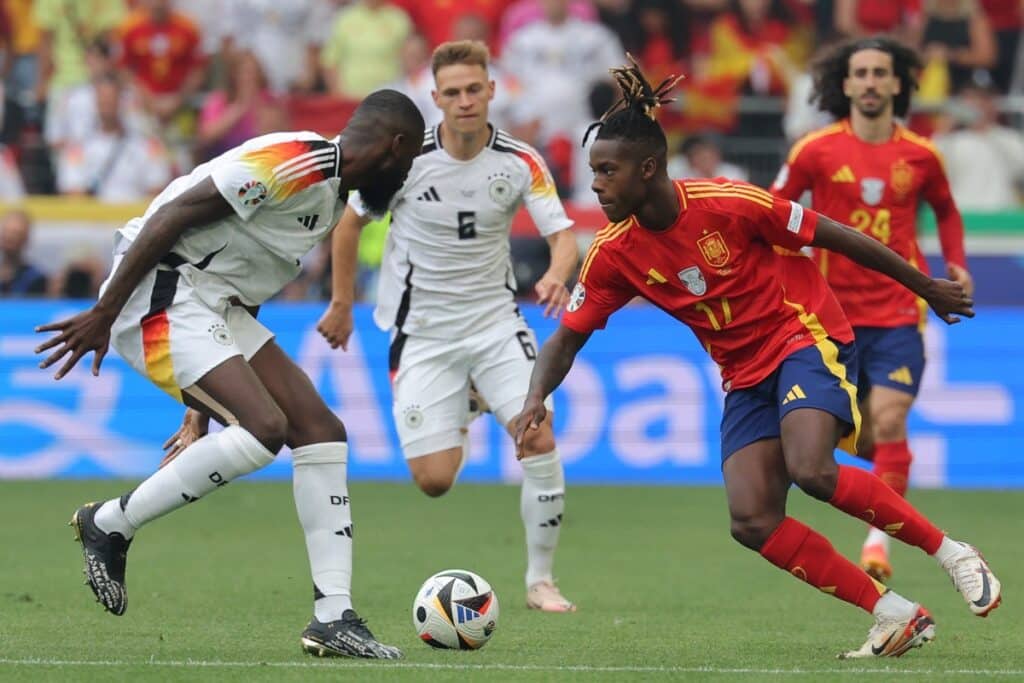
0, 659, 1022, 676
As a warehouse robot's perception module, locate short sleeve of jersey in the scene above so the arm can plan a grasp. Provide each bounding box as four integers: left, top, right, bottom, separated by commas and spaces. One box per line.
746, 189, 820, 251
770, 138, 816, 200
513, 145, 574, 237
561, 245, 634, 334
348, 186, 402, 221
210, 137, 338, 222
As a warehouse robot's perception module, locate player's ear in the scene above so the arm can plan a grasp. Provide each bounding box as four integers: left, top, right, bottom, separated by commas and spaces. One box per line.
640, 156, 657, 180
487, 79, 496, 102
391, 133, 406, 156
431, 88, 440, 109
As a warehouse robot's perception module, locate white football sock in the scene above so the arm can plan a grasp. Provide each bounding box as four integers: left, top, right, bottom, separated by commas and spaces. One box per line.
932, 536, 964, 565
520, 449, 565, 588
94, 425, 275, 538
865, 527, 891, 550
292, 442, 354, 622
873, 589, 916, 621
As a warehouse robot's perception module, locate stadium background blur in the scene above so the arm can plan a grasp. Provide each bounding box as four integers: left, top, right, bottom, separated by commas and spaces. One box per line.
0, 0, 1022, 488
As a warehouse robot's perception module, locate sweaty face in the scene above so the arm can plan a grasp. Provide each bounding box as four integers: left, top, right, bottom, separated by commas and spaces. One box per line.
844, 49, 900, 119
589, 139, 649, 223
358, 133, 420, 215
432, 64, 493, 136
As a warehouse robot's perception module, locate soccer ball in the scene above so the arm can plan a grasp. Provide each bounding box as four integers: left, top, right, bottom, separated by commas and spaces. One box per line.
412, 569, 499, 650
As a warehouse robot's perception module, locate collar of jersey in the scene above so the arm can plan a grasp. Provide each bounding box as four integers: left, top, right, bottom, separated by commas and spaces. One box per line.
434, 123, 498, 161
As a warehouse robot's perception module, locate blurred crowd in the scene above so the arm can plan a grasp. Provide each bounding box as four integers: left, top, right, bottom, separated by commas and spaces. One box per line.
1, 0, 1023, 301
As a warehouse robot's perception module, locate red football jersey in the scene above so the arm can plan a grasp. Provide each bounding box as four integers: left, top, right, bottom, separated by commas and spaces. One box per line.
563, 179, 853, 391
771, 121, 965, 328
117, 11, 203, 95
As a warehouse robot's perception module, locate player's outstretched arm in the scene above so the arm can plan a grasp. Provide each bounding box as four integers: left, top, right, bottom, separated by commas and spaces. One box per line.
317, 204, 371, 351
811, 215, 975, 324
536, 230, 580, 318
35, 177, 234, 379
514, 324, 591, 458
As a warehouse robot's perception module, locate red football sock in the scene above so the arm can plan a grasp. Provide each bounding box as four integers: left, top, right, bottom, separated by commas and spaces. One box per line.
760, 517, 886, 613
872, 440, 912, 497
830, 464, 943, 554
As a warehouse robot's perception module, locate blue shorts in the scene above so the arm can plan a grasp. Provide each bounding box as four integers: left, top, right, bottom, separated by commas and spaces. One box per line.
853, 325, 925, 398
720, 339, 861, 461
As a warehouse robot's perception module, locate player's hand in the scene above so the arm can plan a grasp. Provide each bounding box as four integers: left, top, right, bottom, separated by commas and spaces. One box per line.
535, 275, 570, 318
34, 307, 115, 379
947, 263, 974, 298
924, 277, 975, 325
317, 301, 354, 350
513, 396, 547, 460
160, 408, 210, 468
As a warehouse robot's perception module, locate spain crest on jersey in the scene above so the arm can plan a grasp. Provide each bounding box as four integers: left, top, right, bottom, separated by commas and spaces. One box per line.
697, 231, 730, 268
677, 266, 707, 296
890, 159, 914, 198
860, 178, 885, 206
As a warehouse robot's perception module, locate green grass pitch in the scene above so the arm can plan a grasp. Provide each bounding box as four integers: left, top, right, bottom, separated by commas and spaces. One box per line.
0, 480, 1021, 682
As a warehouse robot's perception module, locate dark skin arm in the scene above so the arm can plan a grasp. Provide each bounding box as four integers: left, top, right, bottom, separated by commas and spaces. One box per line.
512, 324, 591, 458
811, 215, 974, 324
35, 178, 234, 379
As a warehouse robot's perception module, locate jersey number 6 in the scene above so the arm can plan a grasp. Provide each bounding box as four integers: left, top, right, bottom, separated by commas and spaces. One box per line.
457, 211, 477, 239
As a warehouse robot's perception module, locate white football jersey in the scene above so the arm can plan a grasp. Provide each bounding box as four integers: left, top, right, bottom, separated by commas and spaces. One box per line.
115, 131, 345, 306
352, 125, 573, 340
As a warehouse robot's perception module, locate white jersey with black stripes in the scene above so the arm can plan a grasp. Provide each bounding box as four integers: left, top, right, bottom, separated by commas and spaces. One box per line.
115, 131, 346, 307
350, 125, 573, 340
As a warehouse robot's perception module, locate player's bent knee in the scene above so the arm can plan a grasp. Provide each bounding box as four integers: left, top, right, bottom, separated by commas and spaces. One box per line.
242, 407, 289, 454
789, 461, 839, 501
519, 427, 556, 457
288, 410, 347, 449
413, 470, 456, 498
872, 418, 906, 444
730, 514, 780, 551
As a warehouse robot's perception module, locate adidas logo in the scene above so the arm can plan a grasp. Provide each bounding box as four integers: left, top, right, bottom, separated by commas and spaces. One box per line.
296, 214, 320, 230
646, 268, 667, 285
887, 366, 913, 385
831, 165, 856, 183
782, 384, 806, 405
540, 514, 563, 528
455, 603, 481, 624
416, 186, 441, 202
334, 525, 353, 538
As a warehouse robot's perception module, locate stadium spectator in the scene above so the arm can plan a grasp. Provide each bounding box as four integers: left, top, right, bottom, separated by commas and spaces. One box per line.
668, 132, 749, 181
498, 0, 597, 50
502, 0, 625, 143
571, 79, 617, 206
389, 32, 434, 122
56, 73, 171, 202
915, 0, 997, 102
220, 0, 335, 94
621, 0, 691, 91
34, 0, 126, 149
834, 0, 923, 44
196, 50, 286, 161
117, 0, 205, 125
936, 84, 1024, 210
393, 0, 509, 50
320, 0, 412, 99
0, 208, 46, 296
979, 0, 1022, 93
46, 243, 106, 298
0, 144, 25, 198
3, 0, 42, 126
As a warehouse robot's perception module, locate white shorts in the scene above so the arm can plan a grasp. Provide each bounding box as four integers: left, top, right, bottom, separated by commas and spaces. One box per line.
105, 261, 274, 403
391, 316, 553, 459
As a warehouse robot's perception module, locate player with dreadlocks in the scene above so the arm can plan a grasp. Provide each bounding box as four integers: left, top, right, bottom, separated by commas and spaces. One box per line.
515, 57, 1001, 658
771, 37, 971, 585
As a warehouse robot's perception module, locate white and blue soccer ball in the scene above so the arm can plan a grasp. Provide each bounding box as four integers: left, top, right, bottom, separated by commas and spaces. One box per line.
412, 569, 499, 650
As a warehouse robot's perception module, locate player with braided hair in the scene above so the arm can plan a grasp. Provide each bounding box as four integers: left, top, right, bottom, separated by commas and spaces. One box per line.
515, 59, 1001, 658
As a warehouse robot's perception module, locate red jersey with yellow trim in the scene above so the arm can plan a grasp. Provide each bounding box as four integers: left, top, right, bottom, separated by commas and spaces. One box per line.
115, 131, 346, 306
771, 120, 966, 328
563, 179, 854, 391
